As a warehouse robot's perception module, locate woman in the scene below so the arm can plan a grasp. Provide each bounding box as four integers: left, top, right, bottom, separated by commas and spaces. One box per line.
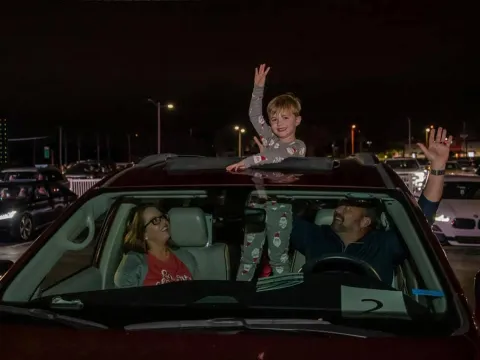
114, 205, 198, 288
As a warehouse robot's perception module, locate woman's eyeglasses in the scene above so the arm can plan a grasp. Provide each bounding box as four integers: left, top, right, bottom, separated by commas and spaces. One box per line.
144, 213, 169, 228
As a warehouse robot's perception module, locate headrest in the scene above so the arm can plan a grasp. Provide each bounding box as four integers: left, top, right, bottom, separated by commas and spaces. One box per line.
314, 209, 334, 226
168, 207, 208, 247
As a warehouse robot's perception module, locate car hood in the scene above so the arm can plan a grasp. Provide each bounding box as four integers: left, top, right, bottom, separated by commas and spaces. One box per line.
0, 326, 478, 360
439, 200, 480, 218
0, 241, 33, 262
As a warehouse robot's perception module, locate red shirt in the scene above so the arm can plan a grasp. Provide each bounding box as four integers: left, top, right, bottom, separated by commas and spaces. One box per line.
143, 252, 193, 286
259, 252, 272, 278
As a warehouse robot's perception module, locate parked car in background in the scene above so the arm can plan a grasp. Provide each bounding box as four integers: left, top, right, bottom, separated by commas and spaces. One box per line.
456, 159, 477, 173
433, 175, 480, 246
444, 161, 469, 176
64, 161, 116, 180
0, 154, 479, 359
0, 181, 77, 241
416, 158, 430, 171
383, 158, 427, 194
0, 166, 69, 188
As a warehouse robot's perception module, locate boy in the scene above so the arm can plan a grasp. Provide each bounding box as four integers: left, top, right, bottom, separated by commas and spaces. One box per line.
232, 63, 306, 281
226, 63, 306, 172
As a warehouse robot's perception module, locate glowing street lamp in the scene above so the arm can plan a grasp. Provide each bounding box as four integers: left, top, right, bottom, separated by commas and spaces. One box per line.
147, 99, 175, 154
351, 125, 356, 155
234, 126, 246, 157
425, 128, 431, 146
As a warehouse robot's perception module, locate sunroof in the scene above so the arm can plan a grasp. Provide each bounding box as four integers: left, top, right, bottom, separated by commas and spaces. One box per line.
164, 157, 340, 172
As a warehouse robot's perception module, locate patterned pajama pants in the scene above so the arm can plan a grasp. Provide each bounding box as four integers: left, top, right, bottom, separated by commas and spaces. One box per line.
236, 201, 293, 281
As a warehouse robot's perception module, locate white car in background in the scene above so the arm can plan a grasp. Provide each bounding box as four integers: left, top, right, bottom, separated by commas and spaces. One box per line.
433, 175, 480, 246
384, 158, 427, 194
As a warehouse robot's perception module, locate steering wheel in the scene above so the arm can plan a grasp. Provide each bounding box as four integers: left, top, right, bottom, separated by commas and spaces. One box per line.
300, 254, 381, 281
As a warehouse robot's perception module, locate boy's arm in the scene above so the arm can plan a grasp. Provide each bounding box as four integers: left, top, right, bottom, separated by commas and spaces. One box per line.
249, 85, 275, 143
242, 140, 306, 168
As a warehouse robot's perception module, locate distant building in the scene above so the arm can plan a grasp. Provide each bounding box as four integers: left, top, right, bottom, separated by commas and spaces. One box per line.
0, 119, 8, 164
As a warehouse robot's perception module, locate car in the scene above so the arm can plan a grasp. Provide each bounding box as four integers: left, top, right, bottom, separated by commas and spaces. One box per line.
64, 160, 116, 180
433, 175, 480, 246
445, 161, 477, 176
415, 157, 430, 171
383, 157, 427, 194
0, 154, 478, 359
0, 166, 69, 188
0, 181, 77, 241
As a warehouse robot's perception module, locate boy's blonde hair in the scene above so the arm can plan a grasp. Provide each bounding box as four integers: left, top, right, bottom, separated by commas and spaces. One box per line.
267, 93, 302, 118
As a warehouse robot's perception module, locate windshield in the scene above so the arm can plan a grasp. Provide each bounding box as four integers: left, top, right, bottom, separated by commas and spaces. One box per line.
416, 159, 429, 166
0, 185, 456, 334
443, 182, 480, 200
0, 184, 33, 200
385, 159, 419, 170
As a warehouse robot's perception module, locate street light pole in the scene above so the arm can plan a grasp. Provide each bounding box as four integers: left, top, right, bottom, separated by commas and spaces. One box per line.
157, 101, 161, 154
351, 125, 356, 155
127, 134, 131, 162
407, 117, 411, 153
234, 126, 246, 157
148, 99, 175, 155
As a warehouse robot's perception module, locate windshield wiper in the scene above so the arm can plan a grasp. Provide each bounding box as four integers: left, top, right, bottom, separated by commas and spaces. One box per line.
0, 305, 108, 329
125, 318, 394, 338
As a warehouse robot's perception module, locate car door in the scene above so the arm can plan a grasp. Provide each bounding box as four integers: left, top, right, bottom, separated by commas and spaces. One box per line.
45, 184, 68, 220
32, 184, 55, 227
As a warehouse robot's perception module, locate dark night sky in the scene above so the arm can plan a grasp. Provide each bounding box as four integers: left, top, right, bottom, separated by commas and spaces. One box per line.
0, 1, 478, 160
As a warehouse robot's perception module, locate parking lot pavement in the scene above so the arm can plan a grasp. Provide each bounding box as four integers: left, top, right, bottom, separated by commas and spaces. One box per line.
444, 246, 480, 311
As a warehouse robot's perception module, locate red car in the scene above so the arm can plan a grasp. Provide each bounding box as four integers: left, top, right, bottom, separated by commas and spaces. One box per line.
0, 154, 479, 360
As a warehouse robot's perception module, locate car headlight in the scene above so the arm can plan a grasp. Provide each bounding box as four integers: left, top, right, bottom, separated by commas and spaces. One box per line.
435, 214, 450, 222
0, 210, 17, 220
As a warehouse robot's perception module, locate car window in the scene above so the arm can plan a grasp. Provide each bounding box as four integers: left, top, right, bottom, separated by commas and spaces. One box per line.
38, 211, 108, 292
443, 182, 480, 200
34, 185, 49, 200
385, 160, 419, 170
42, 170, 64, 182
2, 171, 37, 181
0, 184, 33, 200
446, 163, 459, 170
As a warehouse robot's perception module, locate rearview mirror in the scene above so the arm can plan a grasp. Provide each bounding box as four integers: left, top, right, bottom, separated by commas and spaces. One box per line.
244, 207, 266, 233
0, 259, 14, 277
474, 271, 480, 324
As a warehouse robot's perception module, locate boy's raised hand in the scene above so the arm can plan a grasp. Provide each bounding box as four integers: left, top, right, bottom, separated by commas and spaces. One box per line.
254, 64, 271, 87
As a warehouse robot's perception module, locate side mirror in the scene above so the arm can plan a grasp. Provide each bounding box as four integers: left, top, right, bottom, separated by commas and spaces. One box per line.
474, 271, 480, 324
244, 207, 266, 233
0, 259, 14, 277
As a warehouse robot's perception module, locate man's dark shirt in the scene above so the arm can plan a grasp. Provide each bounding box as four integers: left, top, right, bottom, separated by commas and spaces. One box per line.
290, 194, 440, 284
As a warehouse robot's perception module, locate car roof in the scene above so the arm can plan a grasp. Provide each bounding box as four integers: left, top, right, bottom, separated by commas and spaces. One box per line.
0, 180, 45, 187
1, 166, 60, 173
385, 158, 418, 161
101, 154, 396, 189
444, 175, 480, 183
1, 167, 38, 172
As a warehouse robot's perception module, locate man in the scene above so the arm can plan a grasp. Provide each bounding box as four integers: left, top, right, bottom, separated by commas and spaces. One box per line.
290, 127, 451, 284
